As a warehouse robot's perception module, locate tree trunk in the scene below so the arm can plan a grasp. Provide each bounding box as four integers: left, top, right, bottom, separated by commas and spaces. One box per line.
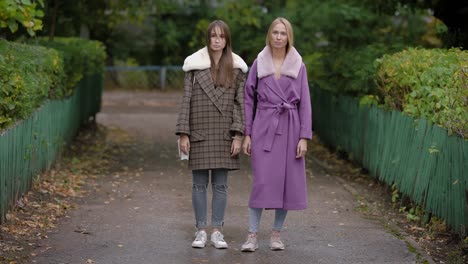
48, 0, 59, 41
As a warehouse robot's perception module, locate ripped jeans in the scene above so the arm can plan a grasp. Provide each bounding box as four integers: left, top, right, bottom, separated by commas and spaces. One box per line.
192, 169, 228, 229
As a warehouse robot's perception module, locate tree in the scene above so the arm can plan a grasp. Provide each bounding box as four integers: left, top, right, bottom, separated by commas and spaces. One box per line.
41, 0, 204, 64
355, 0, 468, 48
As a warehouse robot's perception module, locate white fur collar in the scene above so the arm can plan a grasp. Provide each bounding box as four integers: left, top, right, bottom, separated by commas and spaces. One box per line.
257, 46, 302, 79
182, 47, 248, 73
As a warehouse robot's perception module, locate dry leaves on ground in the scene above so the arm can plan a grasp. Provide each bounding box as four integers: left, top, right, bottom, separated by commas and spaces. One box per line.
0, 124, 139, 263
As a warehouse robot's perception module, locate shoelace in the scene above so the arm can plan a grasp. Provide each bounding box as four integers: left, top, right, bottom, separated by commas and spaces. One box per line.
246, 234, 257, 244
195, 232, 205, 241
213, 232, 225, 242
271, 234, 282, 243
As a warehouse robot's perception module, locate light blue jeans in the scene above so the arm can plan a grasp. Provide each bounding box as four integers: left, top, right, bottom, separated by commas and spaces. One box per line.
192, 169, 228, 229
248, 208, 288, 233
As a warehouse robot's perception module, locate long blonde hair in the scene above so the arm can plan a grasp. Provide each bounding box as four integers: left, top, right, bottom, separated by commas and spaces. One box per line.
206, 20, 234, 88
266, 17, 294, 53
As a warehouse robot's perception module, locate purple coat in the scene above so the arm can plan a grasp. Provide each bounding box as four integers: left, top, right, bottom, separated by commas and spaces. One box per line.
244, 47, 312, 210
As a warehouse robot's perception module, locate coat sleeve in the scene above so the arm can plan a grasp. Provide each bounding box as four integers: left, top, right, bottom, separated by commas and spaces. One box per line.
298, 64, 313, 140
175, 71, 193, 136
244, 60, 258, 136
230, 69, 246, 135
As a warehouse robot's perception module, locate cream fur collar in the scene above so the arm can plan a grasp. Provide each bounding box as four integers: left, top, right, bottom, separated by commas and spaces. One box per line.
257, 46, 302, 79
182, 47, 248, 73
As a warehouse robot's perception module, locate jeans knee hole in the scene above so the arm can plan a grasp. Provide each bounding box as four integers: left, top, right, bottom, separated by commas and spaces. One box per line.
192, 184, 207, 192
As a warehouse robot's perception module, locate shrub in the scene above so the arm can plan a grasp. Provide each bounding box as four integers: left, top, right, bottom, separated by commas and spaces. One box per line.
0, 37, 106, 130
0, 39, 63, 129
375, 47, 468, 137
30, 37, 106, 98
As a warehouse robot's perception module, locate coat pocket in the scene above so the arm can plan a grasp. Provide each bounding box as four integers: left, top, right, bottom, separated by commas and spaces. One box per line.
190, 130, 206, 142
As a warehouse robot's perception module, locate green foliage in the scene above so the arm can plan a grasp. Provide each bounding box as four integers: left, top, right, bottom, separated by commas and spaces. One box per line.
399, 206, 422, 221
0, 0, 44, 36
42, 0, 154, 37
111, 58, 149, 90
31, 37, 106, 98
376, 47, 468, 137
281, 0, 439, 96
39, 0, 200, 66
152, 15, 195, 65
359, 94, 380, 107
0, 39, 62, 128
188, 19, 211, 50
391, 183, 400, 204
31, 0, 463, 142
0, 37, 106, 130
406, 207, 422, 222
214, 0, 268, 63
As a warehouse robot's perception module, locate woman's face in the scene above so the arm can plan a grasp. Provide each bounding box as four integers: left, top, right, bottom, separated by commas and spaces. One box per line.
270, 23, 288, 50
209, 26, 226, 52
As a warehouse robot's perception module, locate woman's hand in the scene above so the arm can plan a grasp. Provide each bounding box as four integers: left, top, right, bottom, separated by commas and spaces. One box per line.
296, 138, 308, 158
179, 134, 190, 155
242, 135, 251, 156
231, 136, 242, 157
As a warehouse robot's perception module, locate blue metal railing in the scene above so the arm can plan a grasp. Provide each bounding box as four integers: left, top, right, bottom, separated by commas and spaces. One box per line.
105, 65, 182, 71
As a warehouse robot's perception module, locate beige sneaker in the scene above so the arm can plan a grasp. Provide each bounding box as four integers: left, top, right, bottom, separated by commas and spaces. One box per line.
270, 232, 285, 250
241, 233, 259, 252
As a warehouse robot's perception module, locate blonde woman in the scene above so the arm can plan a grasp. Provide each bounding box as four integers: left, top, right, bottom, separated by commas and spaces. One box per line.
176, 20, 248, 249
241, 17, 312, 252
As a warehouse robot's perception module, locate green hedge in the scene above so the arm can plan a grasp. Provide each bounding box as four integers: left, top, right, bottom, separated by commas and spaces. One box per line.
0, 40, 64, 129
374, 48, 468, 138
31, 37, 106, 99
0, 38, 106, 130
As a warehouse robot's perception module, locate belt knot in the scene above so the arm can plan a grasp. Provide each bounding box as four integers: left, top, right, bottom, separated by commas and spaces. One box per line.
260, 102, 296, 151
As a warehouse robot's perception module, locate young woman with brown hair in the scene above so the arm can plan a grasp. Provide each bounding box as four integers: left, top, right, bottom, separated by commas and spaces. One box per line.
176, 20, 248, 249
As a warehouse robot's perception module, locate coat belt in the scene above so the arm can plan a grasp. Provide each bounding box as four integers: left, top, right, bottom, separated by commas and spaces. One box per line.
258, 102, 297, 151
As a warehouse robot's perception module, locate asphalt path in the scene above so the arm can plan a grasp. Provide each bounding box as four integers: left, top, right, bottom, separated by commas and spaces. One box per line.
31, 91, 417, 264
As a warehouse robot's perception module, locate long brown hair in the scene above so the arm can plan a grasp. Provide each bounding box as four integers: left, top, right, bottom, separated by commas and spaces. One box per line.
206, 20, 234, 88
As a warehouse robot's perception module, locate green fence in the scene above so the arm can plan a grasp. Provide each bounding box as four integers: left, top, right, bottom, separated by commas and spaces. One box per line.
0, 74, 102, 223
311, 87, 468, 233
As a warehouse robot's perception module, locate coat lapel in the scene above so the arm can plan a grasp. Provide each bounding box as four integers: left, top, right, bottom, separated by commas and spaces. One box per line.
263, 76, 291, 102
213, 86, 226, 102
194, 69, 224, 115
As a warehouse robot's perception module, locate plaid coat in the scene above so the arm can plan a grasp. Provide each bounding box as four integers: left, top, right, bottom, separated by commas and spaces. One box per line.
176, 68, 246, 170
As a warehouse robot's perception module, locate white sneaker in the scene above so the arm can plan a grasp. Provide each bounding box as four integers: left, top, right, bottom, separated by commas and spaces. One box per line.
211, 231, 228, 249
270, 232, 285, 250
241, 233, 258, 252
192, 230, 207, 248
